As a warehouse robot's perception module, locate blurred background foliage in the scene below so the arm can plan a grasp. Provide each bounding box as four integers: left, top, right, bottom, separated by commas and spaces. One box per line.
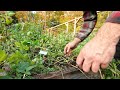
0, 11, 112, 33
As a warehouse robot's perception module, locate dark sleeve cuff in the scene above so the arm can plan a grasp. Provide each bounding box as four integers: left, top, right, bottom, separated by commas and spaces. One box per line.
106, 11, 120, 24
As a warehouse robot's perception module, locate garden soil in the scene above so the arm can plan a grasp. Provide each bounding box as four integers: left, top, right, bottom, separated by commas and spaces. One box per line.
33, 65, 101, 79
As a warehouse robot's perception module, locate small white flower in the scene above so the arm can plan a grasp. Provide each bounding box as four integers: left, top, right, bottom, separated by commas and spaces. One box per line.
39, 50, 47, 55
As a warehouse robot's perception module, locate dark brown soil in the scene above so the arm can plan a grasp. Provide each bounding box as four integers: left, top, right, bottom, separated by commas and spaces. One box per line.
33, 65, 101, 79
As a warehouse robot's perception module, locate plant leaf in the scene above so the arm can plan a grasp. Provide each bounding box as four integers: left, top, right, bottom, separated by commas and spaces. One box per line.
26, 65, 36, 71
0, 50, 7, 62
15, 42, 21, 47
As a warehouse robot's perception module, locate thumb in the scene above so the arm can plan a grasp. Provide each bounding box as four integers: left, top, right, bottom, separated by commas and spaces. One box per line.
67, 47, 70, 53
64, 46, 69, 54
101, 63, 109, 69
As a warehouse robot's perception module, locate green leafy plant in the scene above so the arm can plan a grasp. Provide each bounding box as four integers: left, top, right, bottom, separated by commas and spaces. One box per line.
0, 11, 119, 79
0, 50, 7, 63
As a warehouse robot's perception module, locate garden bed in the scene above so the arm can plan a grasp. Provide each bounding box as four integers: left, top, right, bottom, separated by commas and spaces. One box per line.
0, 13, 114, 79
0, 22, 101, 79
32, 60, 101, 79
33, 67, 101, 79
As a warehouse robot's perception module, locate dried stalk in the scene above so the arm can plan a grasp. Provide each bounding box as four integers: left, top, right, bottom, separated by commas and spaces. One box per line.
99, 69, 103, 79
67, 62, 89, 79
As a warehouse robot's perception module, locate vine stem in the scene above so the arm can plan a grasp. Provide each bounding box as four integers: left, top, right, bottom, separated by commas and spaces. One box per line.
99, 69, 103, 79
67, 62, 89, 79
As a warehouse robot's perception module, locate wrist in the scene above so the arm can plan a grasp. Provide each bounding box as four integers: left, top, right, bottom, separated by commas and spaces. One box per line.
73, 38, 81, 45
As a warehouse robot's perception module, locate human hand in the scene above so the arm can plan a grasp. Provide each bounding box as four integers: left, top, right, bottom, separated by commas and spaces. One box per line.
76, 22, 120, 73
64, 38, 81, 56
76, 38, 116, 73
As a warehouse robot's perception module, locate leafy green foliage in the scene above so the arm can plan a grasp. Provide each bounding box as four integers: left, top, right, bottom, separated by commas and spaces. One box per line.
0, 11, 119, 79
0, 20, 74, 78
0, 50, 7, 62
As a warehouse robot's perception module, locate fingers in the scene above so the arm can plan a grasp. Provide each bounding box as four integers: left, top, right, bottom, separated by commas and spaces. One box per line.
64, 45, 71, 56
64, 45, 69, 54
76, 55, 108, 73
82, 58, 92, 72
76, 52, 107, 73
67, 47, 70, 53
100, 47, 115, 69
76, 52, 84, 68
101, 63, 109, 69
100, 55, 111, 69
91, 61, 100, 73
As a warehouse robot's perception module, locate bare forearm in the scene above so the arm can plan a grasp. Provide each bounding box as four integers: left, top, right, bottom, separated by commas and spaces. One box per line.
95, 22, 120, 46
